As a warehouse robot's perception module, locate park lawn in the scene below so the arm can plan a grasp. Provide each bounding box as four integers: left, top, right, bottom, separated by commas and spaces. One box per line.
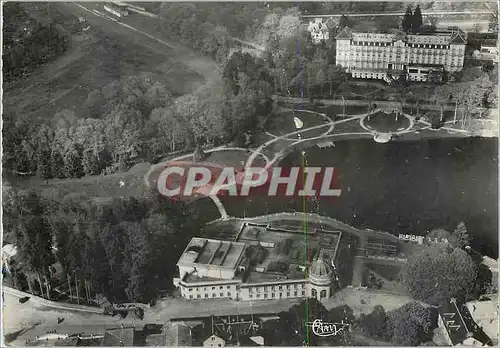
329, 118, 366, 134
363, 111, 411, 133
266, 110, 330, 137
5, 162, 153, 202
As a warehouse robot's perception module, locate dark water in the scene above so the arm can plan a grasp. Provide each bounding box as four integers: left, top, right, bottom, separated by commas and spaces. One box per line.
221, 137, 498, 258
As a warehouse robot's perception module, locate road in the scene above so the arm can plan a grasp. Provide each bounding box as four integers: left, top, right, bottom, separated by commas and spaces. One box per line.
3, 285, 414, 346
2, 290, 303, 345
301, 11, 492, 18
273, 95, 468, 112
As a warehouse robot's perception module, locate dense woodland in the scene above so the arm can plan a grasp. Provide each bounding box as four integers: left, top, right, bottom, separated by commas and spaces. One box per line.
2, 183, 213, 304
2, 3, 69, 83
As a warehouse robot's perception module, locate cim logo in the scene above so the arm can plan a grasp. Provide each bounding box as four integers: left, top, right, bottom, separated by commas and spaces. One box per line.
155, 161, 342, 202
307, 319, 350, 337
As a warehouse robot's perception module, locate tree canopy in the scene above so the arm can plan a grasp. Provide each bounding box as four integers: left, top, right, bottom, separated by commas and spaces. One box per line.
400, 246, 476, 305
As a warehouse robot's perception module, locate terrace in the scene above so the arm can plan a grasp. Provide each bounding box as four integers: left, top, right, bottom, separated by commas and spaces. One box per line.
236, 223, 342, 283
178, 238, 246, 270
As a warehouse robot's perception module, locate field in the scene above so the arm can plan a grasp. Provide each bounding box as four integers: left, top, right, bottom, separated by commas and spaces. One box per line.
3, 2, 208, 125
4, 162, 153, 201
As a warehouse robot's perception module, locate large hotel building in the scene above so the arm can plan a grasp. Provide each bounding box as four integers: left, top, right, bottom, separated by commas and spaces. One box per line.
173, 223, 356, 302
335, 27, 467, 82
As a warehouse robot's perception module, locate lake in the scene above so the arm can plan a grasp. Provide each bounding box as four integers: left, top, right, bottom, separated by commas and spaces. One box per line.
220, 137, 498, 258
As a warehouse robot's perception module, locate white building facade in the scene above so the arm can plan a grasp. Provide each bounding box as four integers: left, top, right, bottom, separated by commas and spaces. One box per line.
307, 18, 331, 44
173, 237, 339, 302
335, 28, 467, 82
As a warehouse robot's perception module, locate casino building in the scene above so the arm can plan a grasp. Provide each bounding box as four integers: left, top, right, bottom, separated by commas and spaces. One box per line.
335, 27, 467, 83
173, 223, 351, 302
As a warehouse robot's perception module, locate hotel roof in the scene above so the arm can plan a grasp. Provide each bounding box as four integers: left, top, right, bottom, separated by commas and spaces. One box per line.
178, 238, 246, 270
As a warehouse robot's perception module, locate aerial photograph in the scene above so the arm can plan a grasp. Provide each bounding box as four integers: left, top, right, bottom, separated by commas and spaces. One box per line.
1, 1, 499, 346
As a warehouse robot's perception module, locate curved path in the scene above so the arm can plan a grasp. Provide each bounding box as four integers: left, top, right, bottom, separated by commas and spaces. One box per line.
245, 114, 364, 171
359, 109, 414, 136
265, 108, 334, 140
145, 146, 254, 220
147, 107, 477, 220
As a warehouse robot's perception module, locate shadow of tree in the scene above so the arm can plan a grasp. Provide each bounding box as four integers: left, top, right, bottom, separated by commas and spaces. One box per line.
4, 322, 41, 344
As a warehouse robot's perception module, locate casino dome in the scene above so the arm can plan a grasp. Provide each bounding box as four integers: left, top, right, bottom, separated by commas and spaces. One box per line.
308, 254, 335, 286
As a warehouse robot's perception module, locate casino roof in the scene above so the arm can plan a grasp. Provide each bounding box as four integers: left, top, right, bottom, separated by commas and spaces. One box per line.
178, 238, 246, 270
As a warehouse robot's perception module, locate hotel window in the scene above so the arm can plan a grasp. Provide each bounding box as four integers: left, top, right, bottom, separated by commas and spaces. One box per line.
286, 285, 290, 290
205, 294, 208, 298
294, 291, 298, 296
249, 288, 253, 293
249, 294, 253, 299
212, 294, 216, 298
272, 293, 276, 298
257, 294, 261, 298
287, 292, 290, 297
294, 284, 298, 289
212, 287, 215, 290
302, 291, 305, 295
227, 292, 231, 296
189, 288, 192, 292
190, 295, 193, 299
227, 286, 230, 289
279, 285, 283, 290
220, 293, 224, 297
264, 293, 268, 299
197, 294, 201, 298
219, 286, 223, 290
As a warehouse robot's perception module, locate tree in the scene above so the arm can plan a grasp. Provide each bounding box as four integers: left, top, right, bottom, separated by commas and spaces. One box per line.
427, 228, 451, 241
356, 305, 388, 339
82, 148, 101, 176
400, 246, 476, 305
315, 68, 327, 96
328, 305, 355, 325
488, 13, 498, 33
83, 89, 104, 118
64, 145, 84, 178
36, 148, 52, 179
450, 221, 470, 249
276, 8, 301, 40
339, 15, 350, 29
428, 16, 439, 31
412, 5, 423, 33
402, 6, 413, 32
193, 144, 207, 162
386, 302, 434, 346
6, 190, 54, 275
144, 82, 171, 111
50, 150, 66, 179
